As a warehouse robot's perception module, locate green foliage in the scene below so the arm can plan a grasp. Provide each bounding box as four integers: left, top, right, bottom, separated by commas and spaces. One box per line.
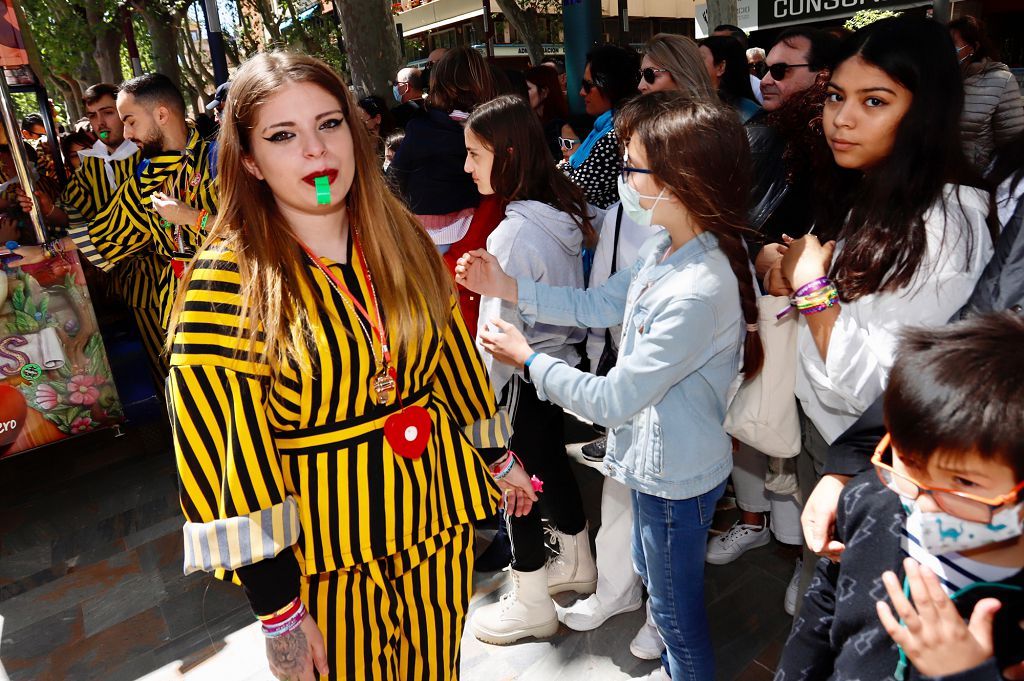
844, 9, 901, 31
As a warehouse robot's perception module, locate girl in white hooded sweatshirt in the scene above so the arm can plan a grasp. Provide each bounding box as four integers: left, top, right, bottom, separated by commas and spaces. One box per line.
463, 95, 600, 645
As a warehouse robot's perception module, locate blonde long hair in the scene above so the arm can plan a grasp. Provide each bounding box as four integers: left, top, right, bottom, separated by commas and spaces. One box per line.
168, 51, 453, 369
643, 34, 719, 103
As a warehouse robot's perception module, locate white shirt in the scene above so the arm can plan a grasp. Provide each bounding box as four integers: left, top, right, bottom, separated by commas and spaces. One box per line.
796, 184, 993, 443
750, 74, 764, 105
585, 202, 664, 368
78, 138, 139, 191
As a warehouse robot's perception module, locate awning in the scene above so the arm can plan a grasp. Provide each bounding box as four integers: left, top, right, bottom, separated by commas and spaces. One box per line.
401, 8, 483, 37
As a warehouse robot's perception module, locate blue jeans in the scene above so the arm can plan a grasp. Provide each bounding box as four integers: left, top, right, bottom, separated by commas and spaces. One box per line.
632, 480, 726, 681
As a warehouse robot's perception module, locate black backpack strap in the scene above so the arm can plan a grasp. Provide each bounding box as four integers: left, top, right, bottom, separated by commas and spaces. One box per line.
609, 204, 624, 276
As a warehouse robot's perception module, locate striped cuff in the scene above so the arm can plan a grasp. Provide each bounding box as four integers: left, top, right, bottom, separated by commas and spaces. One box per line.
463, 408, 512, 450
182, 497, 301, 575
67, 223, 114, 272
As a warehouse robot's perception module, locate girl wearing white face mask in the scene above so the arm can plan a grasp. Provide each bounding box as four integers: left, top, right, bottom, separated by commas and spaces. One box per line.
456, 92, 763, 681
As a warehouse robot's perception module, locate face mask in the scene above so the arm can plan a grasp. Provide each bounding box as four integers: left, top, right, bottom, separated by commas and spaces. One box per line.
393, 85, 403, 104
903, 497, 1024, 555
617, 173, 666, 228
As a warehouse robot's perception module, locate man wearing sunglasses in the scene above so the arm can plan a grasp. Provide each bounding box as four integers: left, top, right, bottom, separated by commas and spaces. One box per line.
759, 27, 834, 112
776, 313, 1024, 681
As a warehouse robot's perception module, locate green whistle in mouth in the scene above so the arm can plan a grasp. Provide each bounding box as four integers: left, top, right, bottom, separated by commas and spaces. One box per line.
99, 131, 109, 140
315, 175, 331, 205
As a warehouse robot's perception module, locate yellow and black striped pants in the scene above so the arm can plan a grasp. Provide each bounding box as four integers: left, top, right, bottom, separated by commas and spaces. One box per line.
302, 523, 474, 680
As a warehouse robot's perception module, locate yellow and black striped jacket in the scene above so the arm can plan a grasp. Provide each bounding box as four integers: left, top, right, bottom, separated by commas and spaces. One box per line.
166, 242, 506, 579
62, 143, 164, 311
88, 128, 217, 327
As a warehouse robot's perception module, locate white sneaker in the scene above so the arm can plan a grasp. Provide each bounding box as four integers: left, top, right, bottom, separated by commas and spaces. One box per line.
545, 525, 598, 595
636, 668, 671, 680
705, 519, 770, 565
629, 619, 666, 660
784, 557, 803, 616
471, 568, 559, 645
558, 592, 643, 631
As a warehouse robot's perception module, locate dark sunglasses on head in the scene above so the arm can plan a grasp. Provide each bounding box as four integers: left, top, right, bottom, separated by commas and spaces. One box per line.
766, 62, 811, 81
638, 67, 669, 85
558, 137, 579, 151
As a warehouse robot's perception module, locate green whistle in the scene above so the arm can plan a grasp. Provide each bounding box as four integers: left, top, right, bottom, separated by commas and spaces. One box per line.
99, 131, 109, 140
315, 175, 331, 205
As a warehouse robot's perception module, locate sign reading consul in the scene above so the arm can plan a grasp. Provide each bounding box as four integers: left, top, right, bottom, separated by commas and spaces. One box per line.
758, 0, 924, 26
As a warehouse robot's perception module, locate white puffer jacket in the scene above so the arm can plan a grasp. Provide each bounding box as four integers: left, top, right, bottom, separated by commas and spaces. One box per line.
960, 59, 1024, 171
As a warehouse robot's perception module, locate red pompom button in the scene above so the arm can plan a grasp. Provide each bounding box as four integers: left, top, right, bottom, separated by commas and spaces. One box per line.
384, 405, 432, 459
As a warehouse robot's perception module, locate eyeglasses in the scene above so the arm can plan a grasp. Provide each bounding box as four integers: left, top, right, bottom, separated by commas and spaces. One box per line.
558, 137, 579, 151
581, 78, 599, 94
871, 434, 1024, 524
638, 67, 670, 85
766, 62, 811, 81
620, 158, 654, 184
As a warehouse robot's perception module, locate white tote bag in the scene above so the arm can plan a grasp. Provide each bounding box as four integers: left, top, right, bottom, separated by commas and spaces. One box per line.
723, 294, 801, 458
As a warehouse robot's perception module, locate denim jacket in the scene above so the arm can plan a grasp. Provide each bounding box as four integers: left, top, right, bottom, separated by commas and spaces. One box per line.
519, 231, 742, 500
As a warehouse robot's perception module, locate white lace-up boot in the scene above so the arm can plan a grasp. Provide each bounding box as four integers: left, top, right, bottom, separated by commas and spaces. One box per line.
545, 525, 598, 595
471, 567, 559, 645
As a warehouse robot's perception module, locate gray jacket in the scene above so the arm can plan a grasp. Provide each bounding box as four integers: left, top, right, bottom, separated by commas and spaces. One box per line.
478, 200, 586, 393
959, 178, 1024, 317
960, 60, 1024, 171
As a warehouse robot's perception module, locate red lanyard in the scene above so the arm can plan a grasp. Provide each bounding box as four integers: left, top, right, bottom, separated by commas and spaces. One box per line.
298, 233, 392, 367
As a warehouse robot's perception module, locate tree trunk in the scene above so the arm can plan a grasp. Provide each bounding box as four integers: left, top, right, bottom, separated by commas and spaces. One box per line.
705, 0, 738, 34
53, 78, 83, 122
133, 2, 185, 92
334, 0, 402, 99
279, 0, 317, 54
492, 0, 545, 66
85, 0, 124, 84
57, 74, 85, 121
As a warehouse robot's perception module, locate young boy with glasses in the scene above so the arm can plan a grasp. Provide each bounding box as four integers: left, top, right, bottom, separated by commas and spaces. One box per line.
777, 312, 1024, 681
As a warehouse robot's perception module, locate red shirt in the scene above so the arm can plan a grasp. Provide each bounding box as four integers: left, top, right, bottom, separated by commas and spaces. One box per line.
442, 194, 506, 337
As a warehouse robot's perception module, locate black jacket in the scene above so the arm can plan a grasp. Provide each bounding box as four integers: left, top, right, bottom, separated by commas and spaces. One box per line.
388, 107, 479, 216
959, 189, 1024, 317
776, 473, 1024, 681
391, 99, 425, 129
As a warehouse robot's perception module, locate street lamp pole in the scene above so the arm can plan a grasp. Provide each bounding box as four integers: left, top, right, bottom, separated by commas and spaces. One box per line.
198, 0, 230, 86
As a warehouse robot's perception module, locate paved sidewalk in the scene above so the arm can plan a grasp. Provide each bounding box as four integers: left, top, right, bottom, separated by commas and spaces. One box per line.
0, 409, 792, 681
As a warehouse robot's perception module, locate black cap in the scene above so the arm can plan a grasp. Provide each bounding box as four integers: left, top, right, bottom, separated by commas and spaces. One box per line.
206, 81, 230, 111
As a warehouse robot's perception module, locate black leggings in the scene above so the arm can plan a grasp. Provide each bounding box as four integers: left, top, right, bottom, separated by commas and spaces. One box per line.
502, 376, 587, 572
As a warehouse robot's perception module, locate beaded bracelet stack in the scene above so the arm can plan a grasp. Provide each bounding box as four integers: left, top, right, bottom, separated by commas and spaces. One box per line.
42, 238, 69, 263
794, 277, 839, 315
258, 597, 306, 638
776, 277, 840, 319
490, 450, 518, 481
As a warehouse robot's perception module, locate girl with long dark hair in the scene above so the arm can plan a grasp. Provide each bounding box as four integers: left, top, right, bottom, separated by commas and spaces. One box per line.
457, 91, 763, 681
698, 36, 760, 122
768, 19, 996, 609
461, 94, 598, 645
524, 65, 569, 160
775, 16, 995, 446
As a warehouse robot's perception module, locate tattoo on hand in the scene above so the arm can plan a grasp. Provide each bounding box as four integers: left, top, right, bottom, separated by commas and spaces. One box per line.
267, 627, 308, 676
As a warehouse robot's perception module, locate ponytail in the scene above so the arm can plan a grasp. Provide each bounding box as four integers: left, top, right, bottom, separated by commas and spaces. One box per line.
718, 235, 763, 379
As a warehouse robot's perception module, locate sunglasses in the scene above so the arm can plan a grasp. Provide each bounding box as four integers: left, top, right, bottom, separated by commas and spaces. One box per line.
871, 434, 1024, 524
581, 78, 599, 94
558, 137, 579, 151
766, 62, 811, 80
638, 67, 669, 85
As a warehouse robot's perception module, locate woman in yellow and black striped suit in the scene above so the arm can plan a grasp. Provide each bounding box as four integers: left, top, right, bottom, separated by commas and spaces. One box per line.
165, 52, 538, 681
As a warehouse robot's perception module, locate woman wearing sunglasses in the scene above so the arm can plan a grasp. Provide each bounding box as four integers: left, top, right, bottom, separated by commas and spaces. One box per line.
638, 34, 718, 101
564, 43, 640, 210
777, 313, 1024, 681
